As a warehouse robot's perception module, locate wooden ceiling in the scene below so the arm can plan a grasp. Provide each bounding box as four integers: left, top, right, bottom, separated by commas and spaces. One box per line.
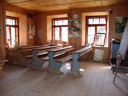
1, 0, 128, 12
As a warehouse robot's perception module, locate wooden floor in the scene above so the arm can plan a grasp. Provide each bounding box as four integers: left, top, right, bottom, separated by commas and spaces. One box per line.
0, 61, 128, 96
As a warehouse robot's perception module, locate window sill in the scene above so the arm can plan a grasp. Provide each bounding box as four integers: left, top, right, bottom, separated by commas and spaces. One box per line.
93, 45, 108, 48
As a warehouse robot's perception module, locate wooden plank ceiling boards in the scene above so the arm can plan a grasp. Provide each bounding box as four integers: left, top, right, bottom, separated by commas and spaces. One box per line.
1, 0, 128, 11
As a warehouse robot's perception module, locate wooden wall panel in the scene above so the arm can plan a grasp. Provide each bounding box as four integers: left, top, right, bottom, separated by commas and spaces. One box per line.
0, 5, 6, 59
35, 13, 47, 45
19, 15, 27, 46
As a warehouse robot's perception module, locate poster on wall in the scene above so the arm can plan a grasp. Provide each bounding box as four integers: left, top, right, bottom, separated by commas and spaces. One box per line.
69, 20, 81, 38
28, 24, 36, 39
93, 49, 104, 62
115, 17, 128, 34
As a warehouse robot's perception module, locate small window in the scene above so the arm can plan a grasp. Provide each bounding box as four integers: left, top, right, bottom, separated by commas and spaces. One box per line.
6, 16, 19, 47
94, 18, 99, 24
86, 16, 107, 46
52, 18, 68, 43
100, 18, 106, 24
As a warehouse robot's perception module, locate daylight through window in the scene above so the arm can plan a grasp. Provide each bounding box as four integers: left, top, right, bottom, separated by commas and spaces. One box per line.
6, 16, 19, 46
86, 16, 107, 46
52, 18, 68, 43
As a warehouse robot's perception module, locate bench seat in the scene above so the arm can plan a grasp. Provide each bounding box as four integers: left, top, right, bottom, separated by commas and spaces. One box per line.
0, 60, 8, 64
56, 55, 72, 63
40, 51, 66, 61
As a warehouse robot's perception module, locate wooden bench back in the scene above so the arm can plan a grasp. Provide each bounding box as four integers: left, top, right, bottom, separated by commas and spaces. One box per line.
18, 44, 53, 54
74, 46, 92, 58
41, 46, 75, 61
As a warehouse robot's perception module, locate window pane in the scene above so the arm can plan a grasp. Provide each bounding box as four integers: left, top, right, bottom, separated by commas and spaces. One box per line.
11, 27, 15, 46
88, 27, 95, 35
6, 19, 16, 25
12, 20, 15, 25
88, 19, 93, 24
94, 18, 99, 24
88, 27, 95, 44
88, 36, 94, 44
62, 27, 68, 41
57, 20, 62, 25
55, 27, 60, 40
100, 18, 106, 24
97, 26, 106, 33
95, 34, 105, 45
62, 20, 68, 25
15, 28, 18, 44
6, 19, 12, 25
54, 20, 68, 26
55, 21, 58, 25
6, 27, 11, 46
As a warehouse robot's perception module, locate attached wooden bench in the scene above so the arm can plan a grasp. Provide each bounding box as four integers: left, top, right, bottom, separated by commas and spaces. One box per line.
0, 60, 8, 78
6, 47, 16, 64
51, 46, 92, 77
69, 46, 92, 77
23, 45, 59, 59
47, 46, 75, 74
32, 46, 75, 69
17, 44, 58, 66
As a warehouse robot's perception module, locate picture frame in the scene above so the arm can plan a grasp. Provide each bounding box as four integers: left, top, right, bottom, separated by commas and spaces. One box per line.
115, 17, 128, 34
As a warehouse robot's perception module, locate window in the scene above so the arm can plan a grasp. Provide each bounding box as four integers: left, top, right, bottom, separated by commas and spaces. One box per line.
52, 18, 68, 43
6, 16, 19, 46
86, 16, 107, 46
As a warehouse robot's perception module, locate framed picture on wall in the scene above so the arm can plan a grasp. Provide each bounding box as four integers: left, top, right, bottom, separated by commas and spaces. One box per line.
69, 20, 81, 38
115, 17, 128, 34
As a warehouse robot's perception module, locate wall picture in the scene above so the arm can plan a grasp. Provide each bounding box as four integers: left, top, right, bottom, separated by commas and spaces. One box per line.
93, 49, 104, 62
69, 20, 81, 38
115, 17, 128, 34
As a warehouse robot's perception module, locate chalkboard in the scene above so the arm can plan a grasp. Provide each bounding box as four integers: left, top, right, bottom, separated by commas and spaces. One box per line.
118, 21, 128, 59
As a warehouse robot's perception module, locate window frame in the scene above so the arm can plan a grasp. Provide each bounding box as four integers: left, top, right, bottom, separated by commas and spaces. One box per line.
52, 18, 69, 43
6, 16, 19, 46
86, 16, 107, 46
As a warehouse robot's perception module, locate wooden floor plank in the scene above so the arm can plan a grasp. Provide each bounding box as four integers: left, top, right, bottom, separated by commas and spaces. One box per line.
0, 61, 128, 96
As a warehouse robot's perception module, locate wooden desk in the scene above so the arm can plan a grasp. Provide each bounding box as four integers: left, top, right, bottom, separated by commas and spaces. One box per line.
0, 60, 8, 78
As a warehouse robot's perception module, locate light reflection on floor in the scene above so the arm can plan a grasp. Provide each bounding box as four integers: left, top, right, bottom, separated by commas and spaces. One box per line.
102, 66, 111, 69
79, 68, 85, 71
65, 63, 85, 71
65, 63, 71, 69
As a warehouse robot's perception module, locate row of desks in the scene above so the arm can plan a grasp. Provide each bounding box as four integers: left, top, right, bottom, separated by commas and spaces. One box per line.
17, 45, 73, 66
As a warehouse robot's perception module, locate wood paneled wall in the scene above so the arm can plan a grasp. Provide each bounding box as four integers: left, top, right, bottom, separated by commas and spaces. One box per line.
0, 5, 6, 59
0, 4, 128, 61
35, 13, 47, 45
35, 5, 128, 62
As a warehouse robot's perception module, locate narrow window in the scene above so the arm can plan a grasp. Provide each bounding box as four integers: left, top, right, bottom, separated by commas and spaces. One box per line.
86, 16, 107, 46
52, 18, 68, 43
6, 16, 19, 46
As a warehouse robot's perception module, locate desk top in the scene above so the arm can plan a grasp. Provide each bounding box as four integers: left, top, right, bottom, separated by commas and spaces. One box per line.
0, 60, 8, 64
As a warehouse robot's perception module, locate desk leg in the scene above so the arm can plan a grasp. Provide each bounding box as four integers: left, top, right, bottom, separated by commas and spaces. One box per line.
69, 53, 83, 78
0, 63, 5, 78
